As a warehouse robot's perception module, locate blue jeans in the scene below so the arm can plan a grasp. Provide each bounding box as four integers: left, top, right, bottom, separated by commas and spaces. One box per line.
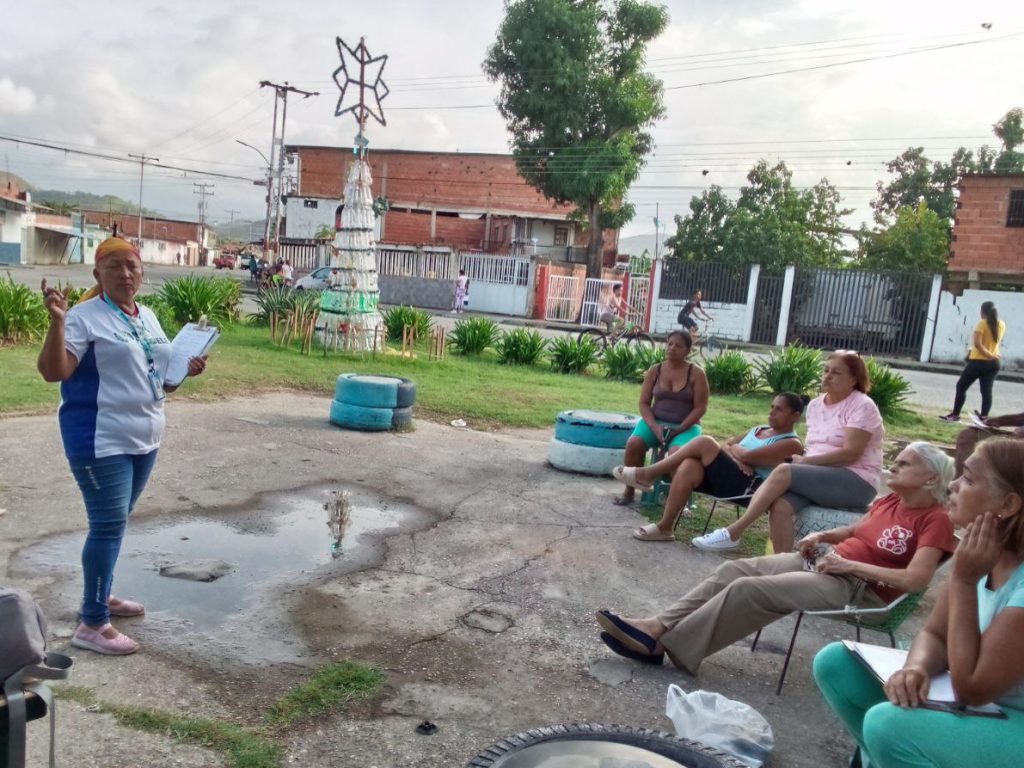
69, 451, 158, 626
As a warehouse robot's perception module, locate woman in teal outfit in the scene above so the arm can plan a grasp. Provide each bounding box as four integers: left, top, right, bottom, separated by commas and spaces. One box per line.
614, 330, 708, 506
814, 438, 1024, 768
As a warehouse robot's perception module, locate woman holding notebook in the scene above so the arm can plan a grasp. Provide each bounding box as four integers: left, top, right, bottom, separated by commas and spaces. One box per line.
814, 438, 1024, 768
37, 237, 208, 656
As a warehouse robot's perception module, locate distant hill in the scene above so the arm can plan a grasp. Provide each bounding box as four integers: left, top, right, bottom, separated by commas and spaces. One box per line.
32, 188, 157, 215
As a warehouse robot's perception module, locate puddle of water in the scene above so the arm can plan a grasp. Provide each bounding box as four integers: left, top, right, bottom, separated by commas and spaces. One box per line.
16, 485, 427, 664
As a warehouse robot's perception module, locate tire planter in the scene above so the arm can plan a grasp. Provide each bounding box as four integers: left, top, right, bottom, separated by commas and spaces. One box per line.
794, 505, 867, 542
548, 438, 622, 477
329, 400, 407, 431
335, 373, 417, 409
467, 723, 747, 767
553, 410, 638, 450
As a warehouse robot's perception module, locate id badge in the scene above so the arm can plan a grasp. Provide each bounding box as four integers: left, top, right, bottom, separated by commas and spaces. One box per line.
148, 367, 166, 401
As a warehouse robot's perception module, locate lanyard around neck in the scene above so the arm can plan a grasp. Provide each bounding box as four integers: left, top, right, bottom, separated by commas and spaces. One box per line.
101, 293, 154, 364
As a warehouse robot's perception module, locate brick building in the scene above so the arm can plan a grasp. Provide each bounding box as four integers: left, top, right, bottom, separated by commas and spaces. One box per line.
282, 145, 619, 264
949, 173, 1024, 289
83, 210, 213, 266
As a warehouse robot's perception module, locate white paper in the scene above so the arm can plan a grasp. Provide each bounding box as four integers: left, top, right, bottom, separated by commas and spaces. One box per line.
165, 323, 219, 386
843, 641, 1000, 711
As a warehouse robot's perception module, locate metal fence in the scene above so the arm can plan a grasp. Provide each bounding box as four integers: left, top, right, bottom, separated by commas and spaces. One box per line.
545, 274, 582, 321
786, 267, 934, 358
376, 245, 457, 279
581, 278, 621, 327
627, 274, 650, 329
277, 241, 332, 272
659, 260, 751, 303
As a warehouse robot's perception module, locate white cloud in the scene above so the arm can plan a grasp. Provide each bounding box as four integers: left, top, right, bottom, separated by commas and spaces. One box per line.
0, 78, 37, 115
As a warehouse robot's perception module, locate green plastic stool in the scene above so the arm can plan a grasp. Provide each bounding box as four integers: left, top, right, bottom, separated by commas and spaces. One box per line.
640, 479, 671, 506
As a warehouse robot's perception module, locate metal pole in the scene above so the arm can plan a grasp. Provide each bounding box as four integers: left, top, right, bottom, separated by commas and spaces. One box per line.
128, 153, 158, 250
273, 86, 289, 249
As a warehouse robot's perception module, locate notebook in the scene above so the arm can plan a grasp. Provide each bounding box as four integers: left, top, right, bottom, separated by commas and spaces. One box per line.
165, 323, 219, 386
843, 640, 1005, 718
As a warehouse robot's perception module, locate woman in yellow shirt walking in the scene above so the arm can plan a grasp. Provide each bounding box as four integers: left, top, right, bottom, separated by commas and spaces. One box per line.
941, 301, 1006, 422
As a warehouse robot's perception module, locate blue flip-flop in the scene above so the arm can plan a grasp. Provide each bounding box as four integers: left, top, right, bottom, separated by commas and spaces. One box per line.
595, 610, 658, 655
600, 632, 664, 665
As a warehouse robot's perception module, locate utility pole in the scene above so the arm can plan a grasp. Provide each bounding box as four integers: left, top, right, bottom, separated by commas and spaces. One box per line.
193, 183, 215, 263
128, 152, 158, 249
225, 208, 240, 240
259, 81, 318, 258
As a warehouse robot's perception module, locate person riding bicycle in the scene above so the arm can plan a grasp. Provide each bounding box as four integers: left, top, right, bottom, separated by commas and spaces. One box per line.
678, 289, 712, 335
599, 283, 629, 335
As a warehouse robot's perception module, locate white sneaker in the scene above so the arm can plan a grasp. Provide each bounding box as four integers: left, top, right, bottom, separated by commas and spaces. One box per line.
692, 527, 739, 551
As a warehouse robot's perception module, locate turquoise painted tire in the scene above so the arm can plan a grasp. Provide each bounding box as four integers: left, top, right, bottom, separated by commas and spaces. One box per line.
330, 400, 394, 431
335, 373, 417, 409
548, 438, 622, 477
554, 410, 639, 449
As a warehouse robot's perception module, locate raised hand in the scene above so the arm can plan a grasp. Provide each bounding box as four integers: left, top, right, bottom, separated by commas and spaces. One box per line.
952, 512, 1002, 586
41, 279, 71, 321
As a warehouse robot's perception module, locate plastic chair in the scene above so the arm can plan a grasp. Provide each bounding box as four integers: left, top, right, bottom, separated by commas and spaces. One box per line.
751, 590, 925, 695
697, 491, 755, 534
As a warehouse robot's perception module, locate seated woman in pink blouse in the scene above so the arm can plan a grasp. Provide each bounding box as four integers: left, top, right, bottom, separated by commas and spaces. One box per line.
692, 351, 884, 553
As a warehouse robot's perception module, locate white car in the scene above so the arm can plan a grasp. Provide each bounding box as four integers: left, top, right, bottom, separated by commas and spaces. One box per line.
293, 266, 332, 291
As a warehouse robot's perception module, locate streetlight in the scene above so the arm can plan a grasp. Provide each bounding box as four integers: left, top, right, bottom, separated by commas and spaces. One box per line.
236, 139, 273, 259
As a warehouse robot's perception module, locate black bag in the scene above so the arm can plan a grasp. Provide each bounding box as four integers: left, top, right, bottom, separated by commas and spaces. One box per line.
1, 588, 73, 768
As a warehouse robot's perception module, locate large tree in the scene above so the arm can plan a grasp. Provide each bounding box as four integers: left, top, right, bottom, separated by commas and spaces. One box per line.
484, 0, 668, 277
857, 201, 950, 274
872, 107, 1024, 225
666, 160, 851, 272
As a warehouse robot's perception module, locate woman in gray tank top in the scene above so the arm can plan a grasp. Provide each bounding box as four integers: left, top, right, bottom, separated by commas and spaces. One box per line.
615, 330, 709, 506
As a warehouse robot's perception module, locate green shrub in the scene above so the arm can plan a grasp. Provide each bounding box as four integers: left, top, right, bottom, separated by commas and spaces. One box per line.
866, 358, 913, 419
495, 328, 547, 365
158, 274, 240, 326
57, 282, 88, 309
381, 305, 432, 343
448, 317, 500, 355
0, 275, 48, 344
602, 343, 642, 381
253, 283, 295, 324
136, 294, 180, 336
704, 350, 753, 394
549, 335, 600, 375
753, 345, 822, 395
634, 344, 666, 371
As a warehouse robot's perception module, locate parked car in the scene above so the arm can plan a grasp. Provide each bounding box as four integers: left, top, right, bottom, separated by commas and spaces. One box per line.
213, 253, 237, 269
294, 266, 333, 291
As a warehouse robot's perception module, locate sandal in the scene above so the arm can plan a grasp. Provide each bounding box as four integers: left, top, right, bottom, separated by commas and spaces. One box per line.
632, 523, 675, 542
71, 623, 139, 656
612, 466, 653, 492
108, 597, 145, 617
612, 495, 635, 507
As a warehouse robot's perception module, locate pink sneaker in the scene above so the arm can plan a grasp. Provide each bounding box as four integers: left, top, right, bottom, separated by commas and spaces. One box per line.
71, 623, 139, 655
108, 597, 145, 617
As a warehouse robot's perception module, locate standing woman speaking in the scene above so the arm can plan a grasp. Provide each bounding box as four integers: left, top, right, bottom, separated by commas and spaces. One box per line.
942, 301, 1006, 422
37, 237, 207, 656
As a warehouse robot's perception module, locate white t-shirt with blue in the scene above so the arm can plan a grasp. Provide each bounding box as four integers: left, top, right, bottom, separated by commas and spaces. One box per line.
60, 297, 172, 461
978, 560, 1024, 711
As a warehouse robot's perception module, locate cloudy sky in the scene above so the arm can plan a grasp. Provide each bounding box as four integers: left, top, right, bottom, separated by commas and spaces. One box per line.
1, 0, 1022, 240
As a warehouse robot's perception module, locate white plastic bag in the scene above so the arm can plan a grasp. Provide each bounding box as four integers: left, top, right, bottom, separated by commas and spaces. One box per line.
665, 684, 774, 768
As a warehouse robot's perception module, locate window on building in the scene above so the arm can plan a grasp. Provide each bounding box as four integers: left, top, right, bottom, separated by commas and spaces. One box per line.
553, 226, 568, 246
1008, 190, 1024, 227
304, 199, 319, 209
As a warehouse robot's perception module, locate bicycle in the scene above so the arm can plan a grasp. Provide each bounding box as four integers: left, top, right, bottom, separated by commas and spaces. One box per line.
577, 319, 655, 357
695, 317, 725, 360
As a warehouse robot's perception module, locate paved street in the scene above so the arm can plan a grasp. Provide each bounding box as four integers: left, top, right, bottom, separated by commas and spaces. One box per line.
9, 261, 1024, 416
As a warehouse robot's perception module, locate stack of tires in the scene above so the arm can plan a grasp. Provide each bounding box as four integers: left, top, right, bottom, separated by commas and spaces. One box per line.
548, 410, 638, 477
794, 505, 867, 542
330, 374, 417, 431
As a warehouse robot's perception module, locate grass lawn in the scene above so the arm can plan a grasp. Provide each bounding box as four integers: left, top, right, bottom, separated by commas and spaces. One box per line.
0, 323, 962, 445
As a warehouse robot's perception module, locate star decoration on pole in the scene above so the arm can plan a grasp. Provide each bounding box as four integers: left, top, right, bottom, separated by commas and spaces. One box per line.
333, 36, 389, 155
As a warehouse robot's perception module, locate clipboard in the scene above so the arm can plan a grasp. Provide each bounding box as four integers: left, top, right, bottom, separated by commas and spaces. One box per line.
843, 640, 1006, 718
165, 322, 219, 387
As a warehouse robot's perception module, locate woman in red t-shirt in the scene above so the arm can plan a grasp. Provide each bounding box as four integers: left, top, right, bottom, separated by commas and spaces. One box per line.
595, 442, 957, 675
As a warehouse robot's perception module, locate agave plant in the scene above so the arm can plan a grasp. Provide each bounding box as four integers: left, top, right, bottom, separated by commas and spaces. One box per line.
0, 274, 48, 344
157, 274, 240, 326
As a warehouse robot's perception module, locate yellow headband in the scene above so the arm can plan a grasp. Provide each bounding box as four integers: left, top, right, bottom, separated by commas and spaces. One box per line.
95, 237, 140, 262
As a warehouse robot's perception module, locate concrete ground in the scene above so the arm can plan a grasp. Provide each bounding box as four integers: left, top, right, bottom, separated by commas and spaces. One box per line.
2, 392, 932, 767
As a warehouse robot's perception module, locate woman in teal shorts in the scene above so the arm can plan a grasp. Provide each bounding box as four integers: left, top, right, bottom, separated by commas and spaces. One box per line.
814, 438, 1024, 768
615, 330, 708, 505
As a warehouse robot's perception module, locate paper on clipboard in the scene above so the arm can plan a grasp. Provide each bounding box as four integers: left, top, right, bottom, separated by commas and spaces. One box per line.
967, 412, 1011, 434
165, 323, 219, 386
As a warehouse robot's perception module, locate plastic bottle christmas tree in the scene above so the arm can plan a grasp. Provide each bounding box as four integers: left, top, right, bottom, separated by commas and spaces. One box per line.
320, 36, 389, 350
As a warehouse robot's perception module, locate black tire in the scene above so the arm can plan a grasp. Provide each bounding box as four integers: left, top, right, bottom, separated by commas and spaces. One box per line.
702, 336, 724, 359
577, 328, 608, 358
621, 330, 655, 354
467, 722, 748, 767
